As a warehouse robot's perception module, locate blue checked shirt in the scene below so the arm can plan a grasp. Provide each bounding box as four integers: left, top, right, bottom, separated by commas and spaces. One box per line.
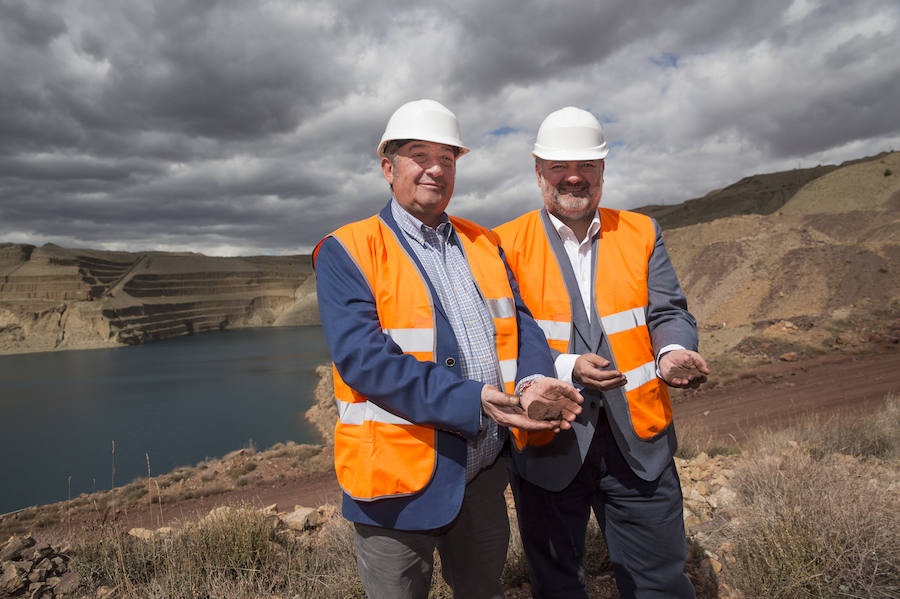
391, 200, 505, 482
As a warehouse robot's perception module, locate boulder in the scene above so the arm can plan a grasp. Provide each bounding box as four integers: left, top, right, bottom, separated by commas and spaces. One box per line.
281, 506, 328, 531
0, 535, 35, 561
127, 527, 155, 541
1, 561, 28, 594
53, 570, 81, 594
282, 506, 316, 531
96, 585, 117, 598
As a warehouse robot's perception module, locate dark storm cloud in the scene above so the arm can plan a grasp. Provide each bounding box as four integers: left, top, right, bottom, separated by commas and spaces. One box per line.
440, 0, 791, 97
0, 0, 898, 255
0, 1, 66, 47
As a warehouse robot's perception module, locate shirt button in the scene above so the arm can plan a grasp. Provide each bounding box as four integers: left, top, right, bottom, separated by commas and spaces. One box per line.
445, 357, 456, 367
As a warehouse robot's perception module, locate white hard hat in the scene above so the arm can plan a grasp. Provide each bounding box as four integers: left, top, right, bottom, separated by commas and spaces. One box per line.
377, 99, 470, 158
533, 106, 609, 161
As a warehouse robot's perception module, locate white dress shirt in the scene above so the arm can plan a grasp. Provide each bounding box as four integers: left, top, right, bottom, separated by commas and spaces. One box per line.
545, 210, 682, 386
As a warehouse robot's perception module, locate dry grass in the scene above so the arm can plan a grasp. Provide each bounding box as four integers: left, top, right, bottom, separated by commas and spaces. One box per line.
60, 395, 900, 598
72, 505, 366, 599
675, 418, 742, 460
67, 497, 610, 598
723, 394, 900, 598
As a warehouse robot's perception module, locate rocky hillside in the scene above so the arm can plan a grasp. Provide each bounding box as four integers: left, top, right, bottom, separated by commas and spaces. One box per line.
0, 245, 319, 354
658, 151, 900, 380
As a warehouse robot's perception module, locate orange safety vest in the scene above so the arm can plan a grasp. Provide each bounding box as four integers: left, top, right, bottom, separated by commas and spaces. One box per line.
497, 208, 672, 447
322, 214, 519, 501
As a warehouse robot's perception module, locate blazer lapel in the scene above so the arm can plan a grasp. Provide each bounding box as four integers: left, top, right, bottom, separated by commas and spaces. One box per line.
589, 237, 605, 354
539, 210, 593, 351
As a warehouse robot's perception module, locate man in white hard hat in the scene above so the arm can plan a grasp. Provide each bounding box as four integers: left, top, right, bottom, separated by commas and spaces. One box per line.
313, 99, 584, 599
496, 106, 709, 599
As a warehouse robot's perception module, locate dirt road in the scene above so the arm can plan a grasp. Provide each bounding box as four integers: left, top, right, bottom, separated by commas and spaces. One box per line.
671, 351, 899, 441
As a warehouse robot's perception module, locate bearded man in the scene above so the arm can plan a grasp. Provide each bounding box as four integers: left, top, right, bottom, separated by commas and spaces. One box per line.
496, 106, 709, 599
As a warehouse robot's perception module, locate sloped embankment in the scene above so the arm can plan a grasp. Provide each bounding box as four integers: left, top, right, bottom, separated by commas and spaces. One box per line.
0, 244, 319, 354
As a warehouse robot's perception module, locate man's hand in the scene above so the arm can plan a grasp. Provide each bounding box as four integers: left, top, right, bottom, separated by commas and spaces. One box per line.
573, 354, 627, 391
481, 381, 581, 432
659, 349, 710, 388
518, 378, 583, 425
481, 385, 555, 432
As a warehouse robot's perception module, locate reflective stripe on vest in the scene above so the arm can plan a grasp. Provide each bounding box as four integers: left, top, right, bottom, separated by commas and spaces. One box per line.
622, 360, 657, 393
325, 213, 519, 501
601, 307, 646, 336
535, 319, 572, 346
485, 296, 516, 319
383, 328, 434, 354
337, 399, 414, 426
495, 208, 672, 443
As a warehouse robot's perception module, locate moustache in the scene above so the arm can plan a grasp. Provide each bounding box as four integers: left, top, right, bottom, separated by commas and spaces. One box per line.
556, 184, 590, 194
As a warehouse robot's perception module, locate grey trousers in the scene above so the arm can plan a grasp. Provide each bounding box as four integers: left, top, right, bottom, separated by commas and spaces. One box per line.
353, 457, 510, 599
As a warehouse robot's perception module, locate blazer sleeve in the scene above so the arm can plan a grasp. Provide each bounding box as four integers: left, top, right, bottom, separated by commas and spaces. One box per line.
645, 219, 699, 353
314, 236, 484, 440
499, 246, 557, 381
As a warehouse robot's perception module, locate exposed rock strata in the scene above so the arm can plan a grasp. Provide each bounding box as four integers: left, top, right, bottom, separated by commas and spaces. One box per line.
0, 244, 318, 354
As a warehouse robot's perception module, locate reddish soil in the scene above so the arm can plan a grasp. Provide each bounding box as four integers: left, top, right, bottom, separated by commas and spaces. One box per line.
112, 468, 343, 532
8, 350, 899, 545
671, 350, 900, 442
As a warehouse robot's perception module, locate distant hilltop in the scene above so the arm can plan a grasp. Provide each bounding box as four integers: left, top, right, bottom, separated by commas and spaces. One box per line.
1, 151, 898, 369
0, 246, 318, 354
633, 150, 897, 229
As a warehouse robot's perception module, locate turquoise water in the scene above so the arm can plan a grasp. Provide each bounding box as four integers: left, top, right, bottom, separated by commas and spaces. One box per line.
0, 326, 331, 514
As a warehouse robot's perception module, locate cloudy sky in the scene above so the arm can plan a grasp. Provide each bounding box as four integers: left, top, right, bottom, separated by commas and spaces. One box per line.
1, 0, 898, 255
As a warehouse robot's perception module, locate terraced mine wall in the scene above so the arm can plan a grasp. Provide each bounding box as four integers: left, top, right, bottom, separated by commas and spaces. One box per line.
0, 244, 319, 354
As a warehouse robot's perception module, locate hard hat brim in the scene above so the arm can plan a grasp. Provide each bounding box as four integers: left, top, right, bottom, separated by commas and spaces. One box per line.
532, 144, 609, 161
377, 137, 471, 159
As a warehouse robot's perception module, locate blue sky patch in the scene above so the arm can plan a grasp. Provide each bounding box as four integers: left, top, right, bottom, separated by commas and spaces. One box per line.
651, 52, 679, 68
491, 126, 518, 136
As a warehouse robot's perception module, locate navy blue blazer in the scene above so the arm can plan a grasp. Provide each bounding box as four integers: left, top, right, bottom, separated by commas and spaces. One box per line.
314, 202, 555, 530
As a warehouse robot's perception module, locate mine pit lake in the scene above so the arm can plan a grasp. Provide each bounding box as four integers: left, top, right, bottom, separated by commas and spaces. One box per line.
0, 326, 331, 515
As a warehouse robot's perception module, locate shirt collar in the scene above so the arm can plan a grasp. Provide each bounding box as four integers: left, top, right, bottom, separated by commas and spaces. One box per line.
391, 198, 453, 246
545, 208, 602, 245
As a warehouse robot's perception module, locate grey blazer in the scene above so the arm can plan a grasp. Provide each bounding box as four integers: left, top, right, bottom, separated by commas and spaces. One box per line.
510, 209, 698, 489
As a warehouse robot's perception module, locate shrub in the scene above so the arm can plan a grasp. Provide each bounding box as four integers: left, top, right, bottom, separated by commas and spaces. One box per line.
72, 506, 366, 598
229, 461, 258, 480
675, 420, 741, 459
726, 439, 899, 597
746, 394, 900, 461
